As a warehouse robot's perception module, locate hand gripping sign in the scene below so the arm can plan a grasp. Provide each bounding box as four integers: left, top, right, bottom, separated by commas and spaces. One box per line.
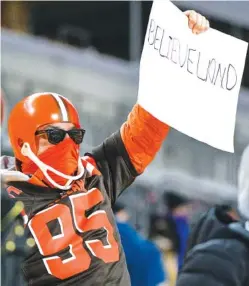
137, 0, 248, 152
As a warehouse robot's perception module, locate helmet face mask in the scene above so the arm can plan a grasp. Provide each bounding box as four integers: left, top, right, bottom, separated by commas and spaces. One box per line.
8, 92, 84, 189
21, 142, 84, 190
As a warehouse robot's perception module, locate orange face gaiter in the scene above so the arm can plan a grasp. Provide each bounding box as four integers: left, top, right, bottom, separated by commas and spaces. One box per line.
22, 138, 79, 188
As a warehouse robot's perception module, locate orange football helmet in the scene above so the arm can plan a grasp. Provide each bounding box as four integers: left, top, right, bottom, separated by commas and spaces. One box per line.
8, 92, 80, 163
8, 92, 84, 189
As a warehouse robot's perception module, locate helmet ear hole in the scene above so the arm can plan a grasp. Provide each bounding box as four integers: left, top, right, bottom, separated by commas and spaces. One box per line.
17, 138, 24, 147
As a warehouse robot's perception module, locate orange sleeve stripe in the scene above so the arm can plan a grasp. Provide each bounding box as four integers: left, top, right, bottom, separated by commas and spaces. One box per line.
120, 103, 170, 174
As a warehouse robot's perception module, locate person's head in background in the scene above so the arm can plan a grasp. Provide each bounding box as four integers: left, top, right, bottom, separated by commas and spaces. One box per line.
238, 144, 249, 220
113, 202, 130, 223
222, 204, 240, 221
164, 192, 191, 218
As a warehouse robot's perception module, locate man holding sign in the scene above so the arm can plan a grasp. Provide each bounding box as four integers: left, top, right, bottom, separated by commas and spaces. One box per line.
0, 3, 240, 286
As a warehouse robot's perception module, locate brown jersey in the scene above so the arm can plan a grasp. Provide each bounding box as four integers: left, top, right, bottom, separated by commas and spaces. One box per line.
5, 131, 138, 286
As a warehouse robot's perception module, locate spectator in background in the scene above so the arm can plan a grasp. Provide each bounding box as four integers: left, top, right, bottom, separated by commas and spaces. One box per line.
176, 145, 249, 286
148, 213, 178, 286
186, 204, 240, 252
163, 192, 191, 270
113, 202, 168, 286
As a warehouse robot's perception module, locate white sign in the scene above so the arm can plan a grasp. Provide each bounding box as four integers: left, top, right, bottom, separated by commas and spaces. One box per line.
138, 0, 248, 152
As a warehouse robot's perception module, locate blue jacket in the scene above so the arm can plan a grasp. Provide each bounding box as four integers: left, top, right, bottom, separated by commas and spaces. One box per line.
117, 221, 166, 286
170, 215, 189, 270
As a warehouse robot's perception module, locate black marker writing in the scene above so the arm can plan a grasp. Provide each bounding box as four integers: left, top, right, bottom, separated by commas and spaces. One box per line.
147, 19, 238, 91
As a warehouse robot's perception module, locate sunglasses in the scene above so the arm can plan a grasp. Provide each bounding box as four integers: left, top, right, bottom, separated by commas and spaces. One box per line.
35, 128, 85, 145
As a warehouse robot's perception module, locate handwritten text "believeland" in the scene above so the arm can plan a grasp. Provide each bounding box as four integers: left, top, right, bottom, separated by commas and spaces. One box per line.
147, 19, 237, 91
